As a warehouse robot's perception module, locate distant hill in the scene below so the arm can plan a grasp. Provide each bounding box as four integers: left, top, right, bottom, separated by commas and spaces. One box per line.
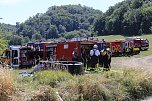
16, 5, 103, 40
94, 0, 152, 36
0, 23, 16, 33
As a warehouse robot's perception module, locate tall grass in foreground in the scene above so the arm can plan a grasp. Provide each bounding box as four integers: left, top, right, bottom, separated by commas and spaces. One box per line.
8, 68, 152, 101
58, 69, 152, 101
0, 67, 15, 101
25, 69, 152, 101
33, 70, 73, 87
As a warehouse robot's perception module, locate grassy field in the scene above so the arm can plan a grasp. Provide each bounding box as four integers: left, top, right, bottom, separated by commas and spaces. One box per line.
97, 34, 152, 57
1, 68, 152, 101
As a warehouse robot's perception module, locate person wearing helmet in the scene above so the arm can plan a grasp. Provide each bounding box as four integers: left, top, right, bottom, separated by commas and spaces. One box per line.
102, 48, 111, 71
90, 44, 100, 70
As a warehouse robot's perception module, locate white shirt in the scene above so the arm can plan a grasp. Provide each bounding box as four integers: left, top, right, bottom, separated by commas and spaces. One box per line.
90, 49, 100, 56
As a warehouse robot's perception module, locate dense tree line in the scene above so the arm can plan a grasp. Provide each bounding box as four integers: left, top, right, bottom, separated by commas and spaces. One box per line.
0, 1, 152, 47
94, 0, 152, 36
0, 23, 16, 33
0, 33, 9, 54
16, 5, 102, 40
0, 23, 29, 46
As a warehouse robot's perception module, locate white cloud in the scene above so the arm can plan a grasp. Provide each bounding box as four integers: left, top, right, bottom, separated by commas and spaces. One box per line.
0, 0, 25, 5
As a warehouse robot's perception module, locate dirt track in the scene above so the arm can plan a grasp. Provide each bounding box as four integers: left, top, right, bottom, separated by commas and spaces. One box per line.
111, 55, 152, 70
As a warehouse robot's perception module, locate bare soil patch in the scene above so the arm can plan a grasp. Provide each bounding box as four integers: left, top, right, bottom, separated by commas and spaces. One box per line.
111, 55, 152, 70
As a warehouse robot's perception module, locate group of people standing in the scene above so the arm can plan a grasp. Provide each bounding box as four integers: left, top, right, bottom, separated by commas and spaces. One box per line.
90, 44, 111, 71
72, 44, 111, 71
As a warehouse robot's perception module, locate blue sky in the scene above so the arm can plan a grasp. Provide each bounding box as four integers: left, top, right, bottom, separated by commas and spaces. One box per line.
0, 0, 124, 25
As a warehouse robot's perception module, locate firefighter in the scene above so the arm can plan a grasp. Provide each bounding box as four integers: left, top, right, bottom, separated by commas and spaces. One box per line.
99, 49, 105, 67
125, 48, 130, 56
81, 48, 87, 67
72, 48, 78, 61
86, 48, 91, 69
106, 48, 111, 69
101, 48, 111, 71
90, 44, 100, 70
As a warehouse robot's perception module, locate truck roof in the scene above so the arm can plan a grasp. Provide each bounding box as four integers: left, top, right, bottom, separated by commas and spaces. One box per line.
125, 37, 146, 41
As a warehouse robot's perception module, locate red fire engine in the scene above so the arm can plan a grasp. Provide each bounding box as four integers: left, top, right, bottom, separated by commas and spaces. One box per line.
109, 39, 140, 56
56, 39, 97, 61
125, 37, 149, 50
27, 42, 57, 60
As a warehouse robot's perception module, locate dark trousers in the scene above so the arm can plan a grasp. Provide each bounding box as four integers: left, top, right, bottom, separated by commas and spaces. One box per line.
91, 56, 98, 68
103, 54, 111, 69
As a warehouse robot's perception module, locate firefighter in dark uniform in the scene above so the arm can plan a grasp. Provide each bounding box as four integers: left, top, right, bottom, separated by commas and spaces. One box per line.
81, 48, 87, 67
90, 44, 100, 70
101, 48, 111, 71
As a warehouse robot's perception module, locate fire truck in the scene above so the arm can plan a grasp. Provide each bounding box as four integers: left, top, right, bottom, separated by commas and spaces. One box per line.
1, 45, 34, 68
109, 40, 140, 56
27, 42, 57, 60
56, 38, 97, 61
125, 37, 149, 50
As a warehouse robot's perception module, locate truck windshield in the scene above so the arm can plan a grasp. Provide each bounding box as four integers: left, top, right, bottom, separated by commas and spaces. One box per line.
141, 40, 148, 44
12, 50, 18, 57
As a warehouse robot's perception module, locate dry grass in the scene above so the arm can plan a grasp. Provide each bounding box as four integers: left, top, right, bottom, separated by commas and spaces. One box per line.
2, 59, 152, 101
57, 69, 152, 101
58, 75, 115, 101
121, 69, 152, 100
31, 86, 59, 101
0, 67, 15, 101
1, 67, 152, 101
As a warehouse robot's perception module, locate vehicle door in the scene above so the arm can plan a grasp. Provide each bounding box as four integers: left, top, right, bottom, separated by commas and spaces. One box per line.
11, 48, 20, 67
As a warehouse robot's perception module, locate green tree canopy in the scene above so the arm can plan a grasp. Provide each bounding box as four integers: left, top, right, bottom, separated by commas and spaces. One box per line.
94, 0, 152, 36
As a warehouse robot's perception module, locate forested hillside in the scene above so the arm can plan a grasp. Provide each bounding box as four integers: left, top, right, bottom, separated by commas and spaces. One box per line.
1, 0, 152, 45
0, 24, 16, 53
94, 0, 152, 36
0, 23, 16, 33
16, 5, 102, 40
0, 23, 29, 48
